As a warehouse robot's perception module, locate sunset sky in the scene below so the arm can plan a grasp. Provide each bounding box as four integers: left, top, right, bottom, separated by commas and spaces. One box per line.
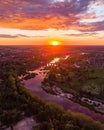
0, 0, 104, 45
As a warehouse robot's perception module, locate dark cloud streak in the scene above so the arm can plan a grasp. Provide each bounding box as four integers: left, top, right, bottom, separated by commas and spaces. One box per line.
0, 34, 29, 38
64, 32, 97, 37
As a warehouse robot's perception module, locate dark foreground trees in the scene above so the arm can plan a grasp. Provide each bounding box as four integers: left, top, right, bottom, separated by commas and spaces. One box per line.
0, 74, 104, 130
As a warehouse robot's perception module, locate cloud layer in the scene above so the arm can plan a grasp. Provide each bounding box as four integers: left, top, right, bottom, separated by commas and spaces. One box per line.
0, 0, 104, 32
0, 34, 28, 38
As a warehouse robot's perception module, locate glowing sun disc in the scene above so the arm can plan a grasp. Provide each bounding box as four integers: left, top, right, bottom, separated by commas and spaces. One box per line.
51, 41, 60, 46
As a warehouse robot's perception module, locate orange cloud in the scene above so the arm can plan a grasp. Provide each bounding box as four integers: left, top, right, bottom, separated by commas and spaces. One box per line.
0, 0, 103, 31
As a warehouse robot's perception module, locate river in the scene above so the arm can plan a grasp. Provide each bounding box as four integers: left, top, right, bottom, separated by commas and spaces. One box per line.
23, 57, 104, 124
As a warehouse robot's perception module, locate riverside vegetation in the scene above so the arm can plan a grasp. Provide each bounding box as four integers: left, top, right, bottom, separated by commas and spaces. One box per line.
43, 54, 104, 100
0, 73, 104, 130
0, 46, 104, 130
43, 54, 104, 113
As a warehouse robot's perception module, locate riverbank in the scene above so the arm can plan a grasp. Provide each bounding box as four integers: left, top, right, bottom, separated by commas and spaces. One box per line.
23, 62, 104, 123
6, 117, 37, 130
42, 83, 104, 114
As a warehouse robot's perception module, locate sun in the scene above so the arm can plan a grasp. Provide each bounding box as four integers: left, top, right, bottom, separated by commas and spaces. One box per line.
52, 41, 59, 46
50, 40, 61, 46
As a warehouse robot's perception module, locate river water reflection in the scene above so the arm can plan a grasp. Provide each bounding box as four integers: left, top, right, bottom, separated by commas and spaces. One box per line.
23, 57, 104, 123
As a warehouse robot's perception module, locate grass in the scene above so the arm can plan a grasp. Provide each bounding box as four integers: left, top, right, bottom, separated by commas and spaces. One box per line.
42, 85, 56, 95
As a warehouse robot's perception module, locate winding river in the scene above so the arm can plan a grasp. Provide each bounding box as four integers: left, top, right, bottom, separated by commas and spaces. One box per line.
23, 57, 104, 124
